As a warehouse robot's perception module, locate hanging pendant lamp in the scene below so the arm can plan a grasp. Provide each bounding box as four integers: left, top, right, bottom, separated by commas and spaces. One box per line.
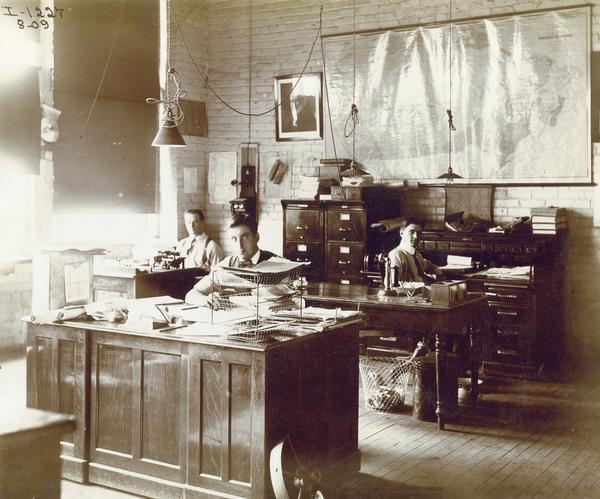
147, 0, 186, 147
438, 0, 462, 181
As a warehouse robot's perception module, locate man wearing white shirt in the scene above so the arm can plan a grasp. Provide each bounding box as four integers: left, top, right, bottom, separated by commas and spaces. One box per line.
388, 217, 441, 284
176, 209, 224, 271
184, 214, 277, 305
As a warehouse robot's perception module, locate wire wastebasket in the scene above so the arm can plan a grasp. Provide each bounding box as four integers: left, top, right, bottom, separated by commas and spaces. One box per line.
359, 356, 415, 412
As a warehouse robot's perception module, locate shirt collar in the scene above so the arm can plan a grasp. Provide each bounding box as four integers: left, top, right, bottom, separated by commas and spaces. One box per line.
191, 233, 208, 243
399, 240, 417, 256
250, 249, 261, 265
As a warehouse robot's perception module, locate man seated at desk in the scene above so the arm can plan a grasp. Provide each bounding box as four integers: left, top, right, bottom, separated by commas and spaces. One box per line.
388, 217, 442, 284
184, 213, 277, 305
176, 209, 224, 271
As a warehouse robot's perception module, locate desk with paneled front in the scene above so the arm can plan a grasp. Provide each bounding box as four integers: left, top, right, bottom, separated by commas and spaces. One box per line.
25, 317, 361, 498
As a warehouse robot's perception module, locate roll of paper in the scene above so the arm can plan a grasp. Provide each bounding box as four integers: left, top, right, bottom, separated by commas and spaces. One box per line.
374, 217, 406, 233
30, 306, 86, 324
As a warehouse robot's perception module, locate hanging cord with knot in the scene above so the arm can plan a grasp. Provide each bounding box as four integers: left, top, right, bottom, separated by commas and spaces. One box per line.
446, 0, 457, 173
171, 3, 323, 118
343, 0, 359, 167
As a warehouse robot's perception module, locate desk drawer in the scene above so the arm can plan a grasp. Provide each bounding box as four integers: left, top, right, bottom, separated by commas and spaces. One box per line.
488, 304, 531, 326
326, 209, 366, 242
285, 208, 321, 242
484, 284, 531, 306
329, 276, 364, 285
327, 243, 364, 276
284, 242, 323, 277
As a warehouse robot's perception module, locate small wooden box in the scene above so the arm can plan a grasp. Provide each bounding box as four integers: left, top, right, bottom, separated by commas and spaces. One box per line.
430, 280, 467, 307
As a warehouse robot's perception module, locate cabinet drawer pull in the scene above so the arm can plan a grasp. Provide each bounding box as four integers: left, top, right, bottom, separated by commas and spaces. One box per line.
487, 292, 519, 299
338, 260, 351, 265
497, 348, 520, 357
496, 310, 518, 316
339, 227, 351, 232
296, 225, 309, 230
295, 258, 309, 262
497, 329, 520, 336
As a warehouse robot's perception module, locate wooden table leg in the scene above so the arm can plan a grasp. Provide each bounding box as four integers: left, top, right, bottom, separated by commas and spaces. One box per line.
469, 323, 481, 404
435, 334, 447, 430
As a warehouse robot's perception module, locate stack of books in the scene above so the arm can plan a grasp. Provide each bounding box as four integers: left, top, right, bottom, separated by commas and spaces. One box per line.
530, 207, 567, 234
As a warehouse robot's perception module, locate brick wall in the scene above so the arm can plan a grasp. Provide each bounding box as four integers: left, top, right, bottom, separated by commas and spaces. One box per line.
166, 0, 600, 367
160, 0, 211, 244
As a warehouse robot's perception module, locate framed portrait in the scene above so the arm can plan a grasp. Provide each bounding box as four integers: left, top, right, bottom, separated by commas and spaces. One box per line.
275, 72, 323, 141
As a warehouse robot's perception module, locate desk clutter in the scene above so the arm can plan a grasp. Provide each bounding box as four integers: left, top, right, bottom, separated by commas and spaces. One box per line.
28, 260, 363, 344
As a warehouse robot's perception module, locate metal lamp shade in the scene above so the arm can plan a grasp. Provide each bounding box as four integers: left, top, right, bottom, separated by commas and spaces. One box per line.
152, 119, 186, 147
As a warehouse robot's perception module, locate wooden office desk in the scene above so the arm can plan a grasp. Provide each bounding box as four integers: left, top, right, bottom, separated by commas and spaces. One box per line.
25, 316, 361, 498
303, 283, 487, 430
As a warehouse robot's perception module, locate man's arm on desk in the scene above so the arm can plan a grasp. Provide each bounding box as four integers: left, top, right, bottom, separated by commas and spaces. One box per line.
184, 270, 214, 305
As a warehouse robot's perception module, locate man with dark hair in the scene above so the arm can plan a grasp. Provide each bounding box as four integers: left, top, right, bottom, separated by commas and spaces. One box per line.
388, 217, 442, 284
176, 208, 224, 271
184, 214, 278, 305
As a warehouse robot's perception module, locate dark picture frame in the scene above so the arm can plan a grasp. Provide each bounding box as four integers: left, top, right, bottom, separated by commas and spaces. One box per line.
275, 72, 323, 141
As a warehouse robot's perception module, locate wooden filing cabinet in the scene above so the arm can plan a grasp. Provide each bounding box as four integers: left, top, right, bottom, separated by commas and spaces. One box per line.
282, 199, 324, 280
282, 197, 398, 284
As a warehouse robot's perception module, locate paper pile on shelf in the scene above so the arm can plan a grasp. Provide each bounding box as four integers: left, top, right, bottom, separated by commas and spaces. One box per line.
295, 176, 320, 199
477, 266, 531, 279
439, 255, 474, 271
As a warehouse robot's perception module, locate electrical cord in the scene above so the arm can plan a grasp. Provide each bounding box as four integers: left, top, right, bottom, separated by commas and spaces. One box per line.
170, 3, 323, 118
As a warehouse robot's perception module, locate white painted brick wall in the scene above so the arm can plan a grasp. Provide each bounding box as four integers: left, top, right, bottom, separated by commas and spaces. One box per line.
166, 0, 600, 365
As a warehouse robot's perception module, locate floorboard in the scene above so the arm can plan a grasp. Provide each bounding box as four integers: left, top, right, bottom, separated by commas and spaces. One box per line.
2, 353, 600, 498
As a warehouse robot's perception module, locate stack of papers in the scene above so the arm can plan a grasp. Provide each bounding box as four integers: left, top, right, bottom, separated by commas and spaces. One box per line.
440, 255, 473, 271
477, 266, 531, 279
296, 176, 320, 199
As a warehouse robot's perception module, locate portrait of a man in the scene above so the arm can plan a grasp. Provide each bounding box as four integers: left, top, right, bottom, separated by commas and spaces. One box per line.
275, 73, 322, 141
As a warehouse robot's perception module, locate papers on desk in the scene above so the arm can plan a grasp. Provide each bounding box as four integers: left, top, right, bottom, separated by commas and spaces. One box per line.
476, 266, 531, 279
272, 306, 360, 321
439, 255, 474, 272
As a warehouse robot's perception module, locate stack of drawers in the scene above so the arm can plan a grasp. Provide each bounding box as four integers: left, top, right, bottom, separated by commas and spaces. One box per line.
282, 198, 394, 284
484, 282, 534, 374
282, 200, 324, 280
326, 204, 368, 284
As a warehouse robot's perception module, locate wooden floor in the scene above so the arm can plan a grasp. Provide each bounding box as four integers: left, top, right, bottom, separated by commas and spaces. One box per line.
2, 352, 600, 498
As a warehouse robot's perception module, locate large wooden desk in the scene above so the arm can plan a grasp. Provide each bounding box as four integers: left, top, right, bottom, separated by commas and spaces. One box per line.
303, 283, 487, 430
25, 317, 361, 498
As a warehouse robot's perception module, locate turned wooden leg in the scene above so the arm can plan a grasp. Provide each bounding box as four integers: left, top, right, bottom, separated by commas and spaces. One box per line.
469, 323, 481, 404
435, 334, 447, 430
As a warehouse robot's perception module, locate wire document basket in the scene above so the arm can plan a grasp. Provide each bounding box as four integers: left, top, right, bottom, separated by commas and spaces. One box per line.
359, 356, 415, 412
208, 260, 307, 343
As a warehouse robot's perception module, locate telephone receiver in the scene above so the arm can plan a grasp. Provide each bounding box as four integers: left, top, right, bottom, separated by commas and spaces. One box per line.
268, 159, 288, 184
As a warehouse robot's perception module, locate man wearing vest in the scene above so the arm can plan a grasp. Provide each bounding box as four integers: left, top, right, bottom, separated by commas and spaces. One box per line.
388, 216, 442, 284
184, 213, 277, 305
176, 209, 224, 271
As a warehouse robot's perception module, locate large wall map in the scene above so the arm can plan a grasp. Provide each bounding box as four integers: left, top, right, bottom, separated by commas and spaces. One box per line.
323, 7, 590, 184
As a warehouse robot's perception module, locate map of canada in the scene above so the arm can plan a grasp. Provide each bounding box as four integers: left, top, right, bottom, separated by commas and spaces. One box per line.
324, 7, 589, 183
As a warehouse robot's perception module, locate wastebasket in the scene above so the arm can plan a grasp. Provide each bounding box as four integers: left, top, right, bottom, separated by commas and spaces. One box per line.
412, 352, 459, 422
